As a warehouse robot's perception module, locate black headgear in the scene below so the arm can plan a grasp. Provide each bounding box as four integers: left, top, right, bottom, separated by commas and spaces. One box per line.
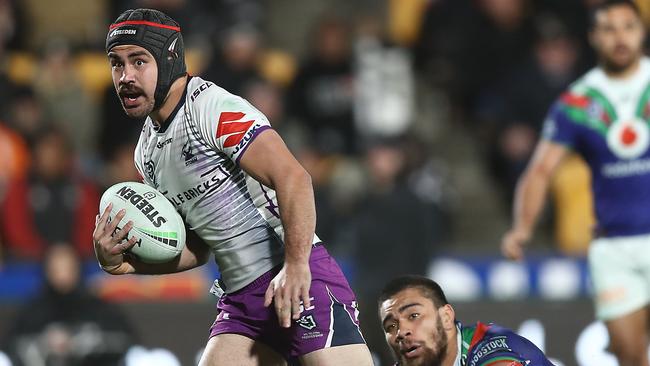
106, 9, 187, 110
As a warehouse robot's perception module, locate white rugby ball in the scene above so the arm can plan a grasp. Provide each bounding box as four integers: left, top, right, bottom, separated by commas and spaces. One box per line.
99, 182, 185, 263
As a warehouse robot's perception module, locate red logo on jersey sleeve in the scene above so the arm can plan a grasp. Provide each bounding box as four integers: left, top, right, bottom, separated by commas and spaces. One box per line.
216, 112, 256, 148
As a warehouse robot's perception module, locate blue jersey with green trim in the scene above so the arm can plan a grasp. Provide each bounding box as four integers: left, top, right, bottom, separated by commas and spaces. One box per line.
460, 322, 553, 366
542, 57, 650, 237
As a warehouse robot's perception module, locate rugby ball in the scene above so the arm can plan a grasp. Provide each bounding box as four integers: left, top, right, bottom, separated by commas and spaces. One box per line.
99, 182, 186, 263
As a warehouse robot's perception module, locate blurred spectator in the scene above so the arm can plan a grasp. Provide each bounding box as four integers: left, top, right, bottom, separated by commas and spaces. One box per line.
0, 121, 29, 199
0, 71, 17, 123
244, 79, 283, 123
0, 0, 19, 122
352, 138, 444, 365
101, 143, 141, 190
352, 138, 443, 294
34, 39, 99, 163
0, 0, 18, 50
1, 244, 136, 366
6, 86, 47, 146
20, 0, 107, 50
354, 15, 415, 141
202, 24, 263, 96
469, 0, 536, 104
534, 0, 595, 63
288, 16, 357, 155
295, 145, 365, 259
0, 127, 99, 261
110, 0, 261, 43
487, 15, 581, 203
242, 78, 309, 153
415, 0, 535, 118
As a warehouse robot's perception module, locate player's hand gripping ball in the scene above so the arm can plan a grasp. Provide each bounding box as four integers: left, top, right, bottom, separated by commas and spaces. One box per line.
99, 182, 186, 263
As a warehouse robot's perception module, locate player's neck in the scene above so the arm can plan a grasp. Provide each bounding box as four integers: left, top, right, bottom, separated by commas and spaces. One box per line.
602, 57, 642, 80
150, 76, 187, 127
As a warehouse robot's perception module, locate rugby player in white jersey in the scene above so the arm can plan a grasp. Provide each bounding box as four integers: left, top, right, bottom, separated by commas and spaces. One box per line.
92, 8, 373, 366
502, 1, 650, 364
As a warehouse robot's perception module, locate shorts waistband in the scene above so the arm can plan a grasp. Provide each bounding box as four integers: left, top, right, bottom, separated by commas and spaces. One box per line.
234, 242, 326, 292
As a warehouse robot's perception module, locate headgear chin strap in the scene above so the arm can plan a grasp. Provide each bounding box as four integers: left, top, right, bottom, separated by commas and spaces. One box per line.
106, 9, 187, 110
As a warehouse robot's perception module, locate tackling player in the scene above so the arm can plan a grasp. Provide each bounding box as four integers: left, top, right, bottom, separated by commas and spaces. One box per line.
501, 1, 650, 365
379, 275, 554, 366
92, 8, 372, 366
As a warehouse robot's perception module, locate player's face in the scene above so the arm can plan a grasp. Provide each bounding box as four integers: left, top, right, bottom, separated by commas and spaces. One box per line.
108, 45, 157, 119
380, 288, 450, 366
590, 4, 646, 74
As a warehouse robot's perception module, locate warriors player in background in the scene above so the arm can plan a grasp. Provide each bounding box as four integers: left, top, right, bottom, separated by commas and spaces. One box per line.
501, 1, 650, 364
379, 276, 553, 366
92, 9, 373, 366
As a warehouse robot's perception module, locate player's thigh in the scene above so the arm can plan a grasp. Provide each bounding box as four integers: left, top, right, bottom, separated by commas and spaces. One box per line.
199, 334, 287, 366
605, 306, 650, 363
299, 344, 374, 366
589, 238, 650, 320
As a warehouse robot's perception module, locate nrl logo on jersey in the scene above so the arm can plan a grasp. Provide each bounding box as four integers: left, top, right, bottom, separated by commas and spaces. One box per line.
182, 140, 198, 166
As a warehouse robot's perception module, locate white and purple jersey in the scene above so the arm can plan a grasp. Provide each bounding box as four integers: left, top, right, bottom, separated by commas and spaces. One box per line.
134, 76, 320, 293
542, 57, 650, 237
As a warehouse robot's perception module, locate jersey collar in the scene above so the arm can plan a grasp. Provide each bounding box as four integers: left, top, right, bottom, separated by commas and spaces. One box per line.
154, 75, 192, 134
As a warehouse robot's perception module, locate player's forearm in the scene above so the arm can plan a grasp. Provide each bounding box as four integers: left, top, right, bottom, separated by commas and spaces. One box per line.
275, 169, 316, 265
512, 167, 551, 235
127, 248, 204, 274
108, 238, 210, 275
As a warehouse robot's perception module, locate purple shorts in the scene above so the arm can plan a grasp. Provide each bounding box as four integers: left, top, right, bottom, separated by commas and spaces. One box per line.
209, 245, 366, 360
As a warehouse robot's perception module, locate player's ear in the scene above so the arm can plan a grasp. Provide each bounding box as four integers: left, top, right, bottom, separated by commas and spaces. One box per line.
438, 304, 455, 330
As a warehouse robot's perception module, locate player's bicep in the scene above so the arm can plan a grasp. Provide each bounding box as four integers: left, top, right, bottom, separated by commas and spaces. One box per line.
238, 129, 306, 189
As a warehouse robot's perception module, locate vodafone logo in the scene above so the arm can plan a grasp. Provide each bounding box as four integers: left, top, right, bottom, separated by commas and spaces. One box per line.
606, 118, 650, 159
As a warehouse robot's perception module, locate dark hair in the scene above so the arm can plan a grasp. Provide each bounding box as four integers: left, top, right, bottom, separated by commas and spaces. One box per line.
378, 275, 449, 309
589, 0, 642, 29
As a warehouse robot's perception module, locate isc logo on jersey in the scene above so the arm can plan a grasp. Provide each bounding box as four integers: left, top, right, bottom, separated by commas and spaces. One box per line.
606, 118, 650, 159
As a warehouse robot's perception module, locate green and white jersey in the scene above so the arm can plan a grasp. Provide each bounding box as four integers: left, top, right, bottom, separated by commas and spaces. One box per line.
542, 57, 650, 237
